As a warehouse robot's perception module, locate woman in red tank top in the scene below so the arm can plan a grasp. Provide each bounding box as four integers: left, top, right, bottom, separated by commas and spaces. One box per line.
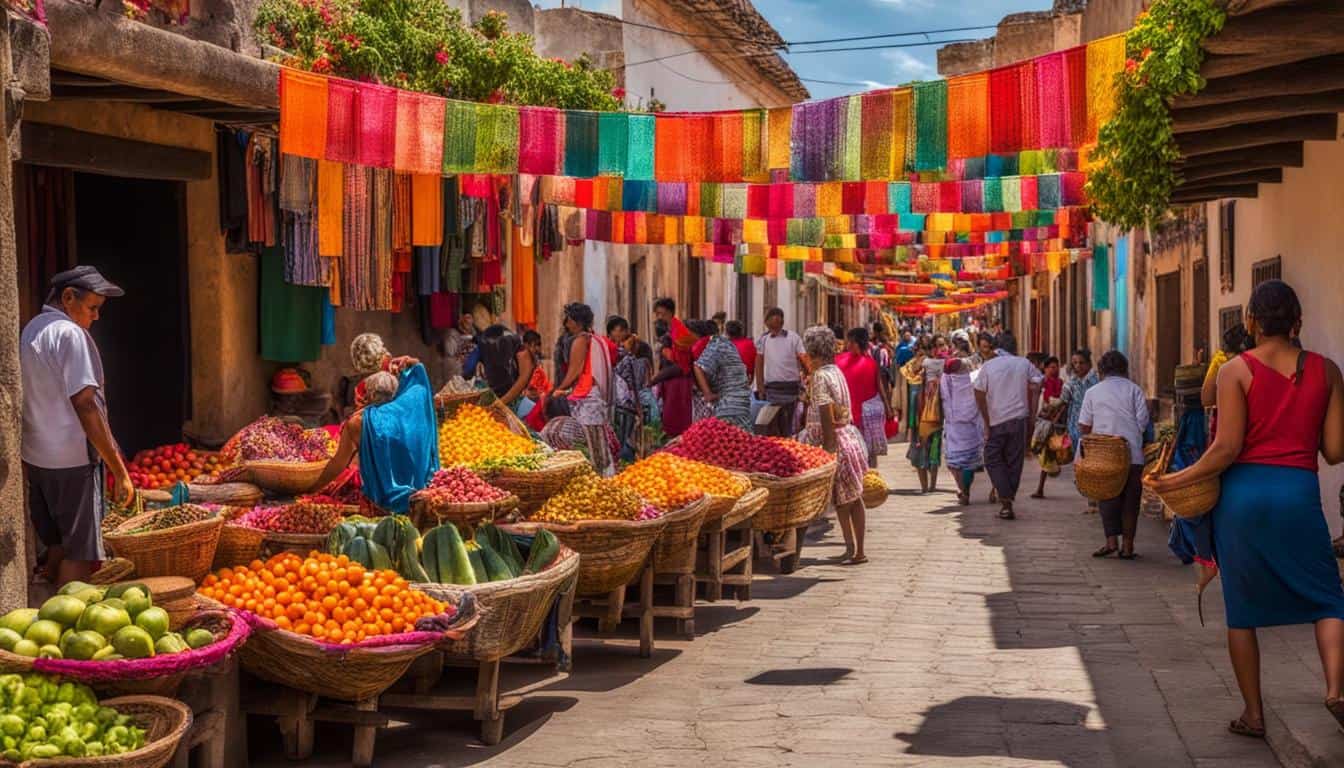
1151, 280, 1344, 738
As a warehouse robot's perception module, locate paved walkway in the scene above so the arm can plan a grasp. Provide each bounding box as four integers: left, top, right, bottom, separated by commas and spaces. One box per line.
253, 455, 1344, 766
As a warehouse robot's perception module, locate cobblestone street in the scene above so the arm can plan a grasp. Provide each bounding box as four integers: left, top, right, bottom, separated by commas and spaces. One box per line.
255, 455, 1344, 767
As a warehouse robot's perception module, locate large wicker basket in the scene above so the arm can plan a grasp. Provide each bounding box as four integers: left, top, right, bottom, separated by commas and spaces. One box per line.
649, 496, 710, 575
260, 530, 330, 558
701, 473, 753, 524
1074, 434, 1131, 501
19, 695, 192, 768
104, 513, 224, 582
237, 624, 440, 701
242, 459, 328, 495
485, 451, 590, 515
505, 516, 668, 597
408, 494, 519, 534
1144, 439, 1220, 519
861, 470, 889, 509
212, 524, 266, 570
412, 546, 579, 661
748, 461, 837, 533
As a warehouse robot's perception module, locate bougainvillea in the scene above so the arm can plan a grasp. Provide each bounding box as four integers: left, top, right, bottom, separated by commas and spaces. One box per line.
254, 0, 621, 111
1085, 0, 1226, 229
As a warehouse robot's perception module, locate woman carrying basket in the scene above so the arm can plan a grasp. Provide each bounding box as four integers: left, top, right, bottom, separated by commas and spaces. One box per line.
1077, 351, 1148, 559
1150, 280, 1344, 739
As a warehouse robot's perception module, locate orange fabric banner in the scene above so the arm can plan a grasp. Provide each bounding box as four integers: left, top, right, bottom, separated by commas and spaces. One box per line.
279, 70, 328, 159
316, 159, 343, 257
410, 173, 443, 246
947, 73, 989, 159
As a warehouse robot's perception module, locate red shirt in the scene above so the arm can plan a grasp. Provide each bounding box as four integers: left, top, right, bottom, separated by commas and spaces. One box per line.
731, 337, 757, 373
1237, 350, 1328, 471
1042, 374, 1063, 401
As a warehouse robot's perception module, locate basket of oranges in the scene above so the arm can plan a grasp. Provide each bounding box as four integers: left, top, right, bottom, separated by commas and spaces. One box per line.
198, 553, 476, 701
613, 454, 747, 574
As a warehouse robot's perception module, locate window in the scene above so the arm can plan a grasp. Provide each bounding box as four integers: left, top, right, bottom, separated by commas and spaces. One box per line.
1251, 256, 1282, 287
1219, 201, 1236, 292
1219, 306, 1243, 339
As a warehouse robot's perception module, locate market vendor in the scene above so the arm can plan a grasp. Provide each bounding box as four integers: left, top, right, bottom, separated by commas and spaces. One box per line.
312, 366, 439, 513
350, 333, 419, 409
477, 324, 536, 412
20, 266, 133, 585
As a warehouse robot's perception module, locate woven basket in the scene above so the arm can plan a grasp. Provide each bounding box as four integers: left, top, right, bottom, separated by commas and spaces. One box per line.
861, 470, 888, 509
1074, 435, 1131, 501
181, 482, 264, 507
237, 624, 439, 701
505, 516, 668, 597
1174, 363, 1208, 390
212, 524, 266, 570
701, 473, 753, 524
485, 451, 590, 515
748, 461, 837, 533
434, 387, 489, 413
730, 486, 769, 522
18, 695, 192, 768
412, 546, 579, 661
1145, 439, 1221, 519
242, 459, 328, 496
104, 513, 224, 582
649, 496, 710, 575
260, 530, 330, 558
89, 558, 136, 585
408, 494, 519, 534
133, 576, 202, 631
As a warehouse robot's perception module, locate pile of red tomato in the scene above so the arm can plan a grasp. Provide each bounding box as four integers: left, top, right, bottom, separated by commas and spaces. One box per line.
127, 443, 224, 490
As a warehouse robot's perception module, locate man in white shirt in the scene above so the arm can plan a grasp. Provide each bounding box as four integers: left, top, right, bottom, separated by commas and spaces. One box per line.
974, 338, 1043, 519
753, 307, 807, 436
1078, 350, 1150, 558
21, 266, 133, 585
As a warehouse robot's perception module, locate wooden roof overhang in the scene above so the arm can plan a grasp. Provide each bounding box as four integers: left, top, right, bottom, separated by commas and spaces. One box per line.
1169, 0, 1344, 204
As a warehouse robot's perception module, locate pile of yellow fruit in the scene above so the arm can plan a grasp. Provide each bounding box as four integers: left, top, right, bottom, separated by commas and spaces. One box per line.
862, 470, 887, 496
613, 453, 746, 509
438, 404, 540, 467
531, 470, 645, 523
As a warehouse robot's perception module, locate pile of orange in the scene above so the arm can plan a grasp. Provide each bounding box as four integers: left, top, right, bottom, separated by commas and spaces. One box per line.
198, 552, 445, 644
438, 404, 540, 467
613, 453, 748, 510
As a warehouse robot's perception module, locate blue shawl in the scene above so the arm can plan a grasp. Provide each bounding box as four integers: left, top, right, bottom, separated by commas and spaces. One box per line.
358, 364, 440, 513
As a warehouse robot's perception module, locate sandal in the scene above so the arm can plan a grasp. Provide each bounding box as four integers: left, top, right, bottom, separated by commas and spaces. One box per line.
1092, 546, 1117, 558
1029, 492, 1045, 499
1326, 698, 1344, 730
998, 505, 1015, 520
956, 492, 970, 506
841, 556, 868, 566
1228, 717, 1265, 739
1117, 551, 1140, 560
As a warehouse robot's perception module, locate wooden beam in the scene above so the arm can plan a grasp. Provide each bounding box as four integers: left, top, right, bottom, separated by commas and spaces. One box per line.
1171, 89, 1344, 133
1182, 159, 1292, 184
1178, 168, 1283, 190
20, 122, 213, 181
1176, 114, 1338, 156
1179, 142, 1304, 170
176, 109, 280, 123
1186, 54, 1344, 107
1225, 0, 1314, 15
1170, 183, 1260, 202
51, 85, 196, 102
1203, 1, 1344, 57
46, 0, 279, 110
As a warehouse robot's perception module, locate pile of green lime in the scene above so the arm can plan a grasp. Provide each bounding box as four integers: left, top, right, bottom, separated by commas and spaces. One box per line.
0, 581, 214, 661
0, 673, 146, 760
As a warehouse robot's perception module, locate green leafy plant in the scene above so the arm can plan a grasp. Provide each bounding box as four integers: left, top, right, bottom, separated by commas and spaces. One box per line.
1085, 0, 1226, 229
255, 0, 621, 111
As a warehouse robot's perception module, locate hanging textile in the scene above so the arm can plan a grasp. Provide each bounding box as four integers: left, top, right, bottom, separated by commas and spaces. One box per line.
1018, 60, 1041, 150
742, 109, 766, 180
564, 110, 600, 178
475, 103, 519, 174
988, 65, 1022, 154
683, 115, 712, 184
393, 172, 412, 254
316, 158, 343, 257
597, 112, 628, 176
411, 172, 444, 246
711, 112, 744, 183
355, 83, 397, 168
655, 114, 686, 181
1086, 33, 1126, 143
260, 245, 324, 363
1092, 243, 1109, 309
767, 106, 792, 172
911, 81, 948, 171
1036, 52, 1068, 149
842, 95, 862, 181
889, 88, 911, 177
342, 165, 374, 310
371, 168, 395, 310
279, 154, 315, 213
626, 114, 655, 180
823, 97, 846, 180
325, 79, 357, 164
519, 107, 563, 175
859, 90, 893, 180
947, 73, 989, 160
245, 135, 276, 246
442, 100, 477, 174
1063, 46, 1088, 147
278, 69, 327, 159
394, 90, 445, 175
511, 226, 536, 325
218, 129, 248, 249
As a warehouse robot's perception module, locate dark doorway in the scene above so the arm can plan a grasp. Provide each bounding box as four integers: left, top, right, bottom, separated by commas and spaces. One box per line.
1192, 260, 1209, 361
72, 173, 190, 455
1155, 271, 1182, 397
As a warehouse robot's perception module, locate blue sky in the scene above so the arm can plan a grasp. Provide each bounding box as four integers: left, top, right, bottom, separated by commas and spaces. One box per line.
532, 0, 1053, 99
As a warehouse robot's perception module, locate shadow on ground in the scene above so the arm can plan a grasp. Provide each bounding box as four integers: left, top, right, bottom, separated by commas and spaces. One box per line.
895, 696, 1102, 766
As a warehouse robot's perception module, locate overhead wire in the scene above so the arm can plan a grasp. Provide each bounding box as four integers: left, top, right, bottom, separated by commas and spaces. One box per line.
622, 37, 974, 69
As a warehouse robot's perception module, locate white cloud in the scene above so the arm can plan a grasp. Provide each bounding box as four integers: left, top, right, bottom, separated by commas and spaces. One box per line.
879, 49, 934, 84
860, 79, 893, 91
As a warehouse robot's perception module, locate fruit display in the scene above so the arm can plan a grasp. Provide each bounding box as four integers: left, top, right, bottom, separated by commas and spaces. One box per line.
863, 470, 888, 496
414, 467, 511, 505
126, 443, 225, 490
325, 515, 429, 582
0, 582, 215, 661
613, 453, 742, 509
666, 418, 832, 477
234, 504, 343, 535
438, 404, 541, 468
122, 504, 216, 534
421, 523, 558, 585
221, 416, 337, 464
198, 553, 448, 643
529, 469, 645, 523
0, 673, 147, 760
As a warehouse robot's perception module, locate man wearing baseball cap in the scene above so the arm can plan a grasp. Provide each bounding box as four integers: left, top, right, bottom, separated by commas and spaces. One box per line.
20, 266, 132, 585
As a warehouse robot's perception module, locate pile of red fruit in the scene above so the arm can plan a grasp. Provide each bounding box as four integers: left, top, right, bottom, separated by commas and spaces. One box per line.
415, 467, 510, 505
224, 417, 337, 464
127, 443, 224, 490
233, 503, 343, 534
665, 419, 832, 477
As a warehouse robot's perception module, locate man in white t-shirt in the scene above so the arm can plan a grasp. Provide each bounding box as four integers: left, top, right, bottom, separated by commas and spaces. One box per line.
1078, 350, 1150, 558
20, 266, 132, 585
973, 338, 1043, 519
753, 307, 807, 437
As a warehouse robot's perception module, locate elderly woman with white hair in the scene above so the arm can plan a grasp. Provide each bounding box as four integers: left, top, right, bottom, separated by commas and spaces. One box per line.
349, 333, 420, 409
311, 371, 399, 491
799, 325, 871, 565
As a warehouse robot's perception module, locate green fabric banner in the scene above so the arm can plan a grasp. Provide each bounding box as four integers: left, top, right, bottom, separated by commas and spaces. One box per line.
1092, 244, 1110, 310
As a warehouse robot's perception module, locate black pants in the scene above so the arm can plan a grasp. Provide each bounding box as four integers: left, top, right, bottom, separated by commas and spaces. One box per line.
985, 417, 1029, 501
1099, 465, 1144, 541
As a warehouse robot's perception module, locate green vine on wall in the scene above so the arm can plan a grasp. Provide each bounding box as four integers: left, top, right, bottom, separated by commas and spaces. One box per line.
1085, 0, 1226, 230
